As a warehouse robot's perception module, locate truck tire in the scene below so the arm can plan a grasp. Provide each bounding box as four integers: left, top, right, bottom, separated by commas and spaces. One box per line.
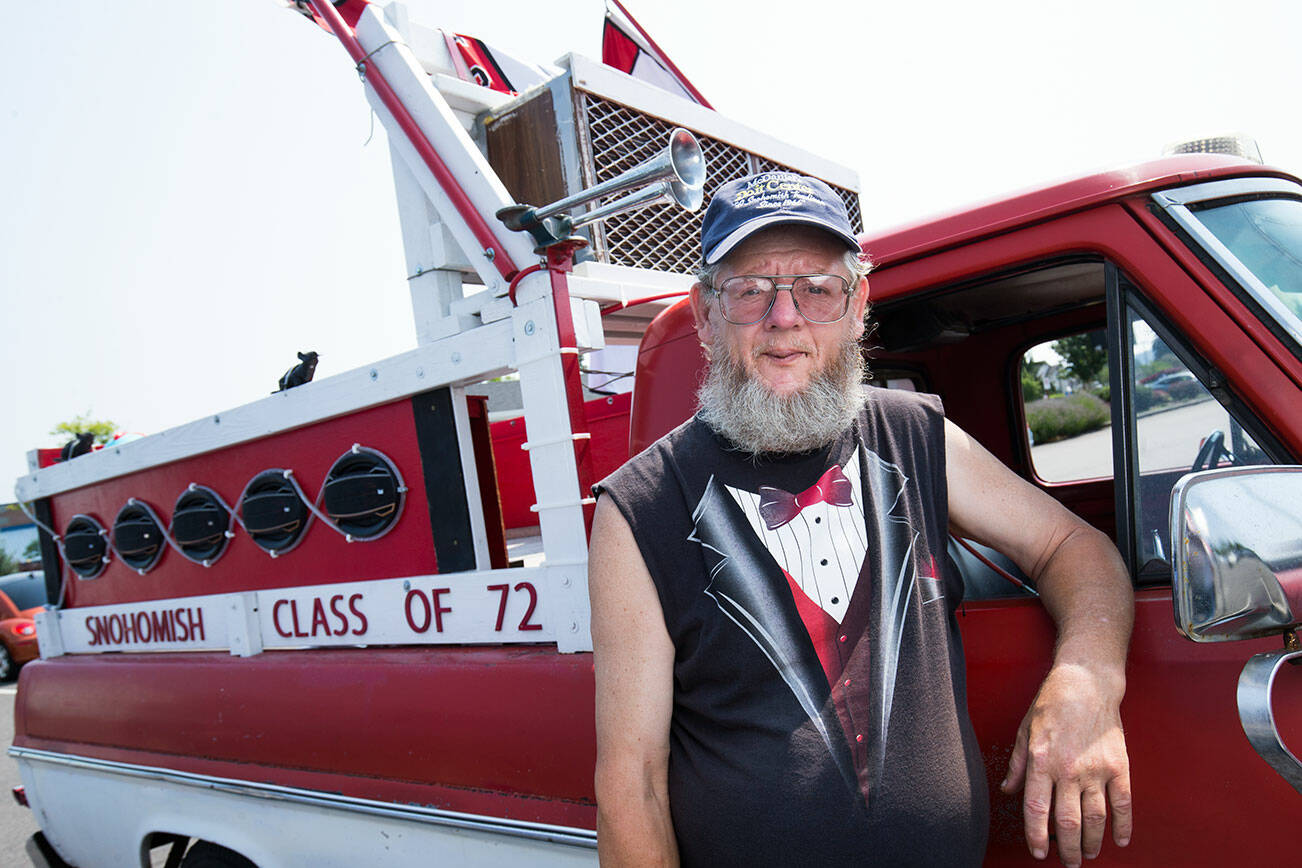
0, 645, 14, 682
180, 842, 258, 868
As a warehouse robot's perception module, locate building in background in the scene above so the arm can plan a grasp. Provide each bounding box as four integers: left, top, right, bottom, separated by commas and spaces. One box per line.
0, 505, 39, 570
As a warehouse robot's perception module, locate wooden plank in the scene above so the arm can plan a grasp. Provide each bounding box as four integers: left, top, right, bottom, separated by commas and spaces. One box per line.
485, 89, 568, 208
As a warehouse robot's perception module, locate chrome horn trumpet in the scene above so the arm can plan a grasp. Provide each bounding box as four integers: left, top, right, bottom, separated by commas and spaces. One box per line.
496, 128, 706, 250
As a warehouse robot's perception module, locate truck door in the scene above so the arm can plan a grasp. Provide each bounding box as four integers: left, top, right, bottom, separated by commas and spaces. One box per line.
866, 201, 1302, 863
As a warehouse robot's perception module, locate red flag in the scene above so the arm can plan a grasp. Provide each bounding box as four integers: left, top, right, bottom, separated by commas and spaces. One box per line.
453, 34, 517, 94
601, 0, 712, 108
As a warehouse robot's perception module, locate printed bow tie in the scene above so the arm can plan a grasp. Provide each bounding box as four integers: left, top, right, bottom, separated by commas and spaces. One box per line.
757, 464, 854, 530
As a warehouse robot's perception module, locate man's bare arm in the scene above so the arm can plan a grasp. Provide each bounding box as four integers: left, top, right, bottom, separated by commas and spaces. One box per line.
589, 497, 679, 867
944, 419, 1133, 868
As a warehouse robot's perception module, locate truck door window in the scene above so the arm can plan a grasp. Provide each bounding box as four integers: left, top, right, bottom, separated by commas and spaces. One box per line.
1125, 304, 1270, 574
1021, 328, 1113, 483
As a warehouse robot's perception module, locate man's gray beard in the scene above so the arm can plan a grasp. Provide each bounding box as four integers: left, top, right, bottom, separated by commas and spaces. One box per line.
696, 333, 866, 455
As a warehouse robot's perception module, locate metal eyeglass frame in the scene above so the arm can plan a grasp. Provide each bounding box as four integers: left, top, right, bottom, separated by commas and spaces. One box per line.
711, 274, 854, 325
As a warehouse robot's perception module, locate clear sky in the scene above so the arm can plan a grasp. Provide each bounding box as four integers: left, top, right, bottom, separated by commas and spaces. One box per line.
3, 0, 1300, 492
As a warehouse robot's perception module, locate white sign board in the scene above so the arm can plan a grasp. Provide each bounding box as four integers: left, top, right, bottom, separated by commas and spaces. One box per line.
256, 569, 555, 648
53, 594, 234, 654
36, 567, 576, 658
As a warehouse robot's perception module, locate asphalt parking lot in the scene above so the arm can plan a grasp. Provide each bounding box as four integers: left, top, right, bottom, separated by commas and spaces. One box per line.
0, 684, 39, 866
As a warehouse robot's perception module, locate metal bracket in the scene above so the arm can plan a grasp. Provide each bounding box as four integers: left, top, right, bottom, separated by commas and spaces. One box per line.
1237, 646, 1302, 794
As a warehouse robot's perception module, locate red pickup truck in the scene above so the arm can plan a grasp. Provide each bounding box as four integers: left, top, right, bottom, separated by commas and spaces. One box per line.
630, 151, 1302, 863
11, 2, 1302, 866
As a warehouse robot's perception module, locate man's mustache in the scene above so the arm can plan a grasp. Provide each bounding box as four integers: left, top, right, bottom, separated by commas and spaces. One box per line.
751, 340, 816, 357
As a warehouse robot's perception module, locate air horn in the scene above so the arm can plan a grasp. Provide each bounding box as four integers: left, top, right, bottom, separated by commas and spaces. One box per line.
496, 127, 706, 250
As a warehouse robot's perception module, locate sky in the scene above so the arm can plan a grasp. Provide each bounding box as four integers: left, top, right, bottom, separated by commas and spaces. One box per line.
3, 0, 1301, 493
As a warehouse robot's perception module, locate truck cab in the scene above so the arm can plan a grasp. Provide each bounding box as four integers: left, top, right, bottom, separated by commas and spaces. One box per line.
632, 154, 1302, 862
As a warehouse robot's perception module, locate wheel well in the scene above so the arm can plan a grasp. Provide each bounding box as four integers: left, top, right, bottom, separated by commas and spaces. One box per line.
142, 834, 258, 868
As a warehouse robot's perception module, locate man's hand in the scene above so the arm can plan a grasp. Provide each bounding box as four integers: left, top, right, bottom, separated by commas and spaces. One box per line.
1001, 661, 1132, 867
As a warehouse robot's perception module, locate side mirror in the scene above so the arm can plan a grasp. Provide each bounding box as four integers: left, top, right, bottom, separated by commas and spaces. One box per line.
1171, 465, 1302, 795
1170, 465, 1302, 642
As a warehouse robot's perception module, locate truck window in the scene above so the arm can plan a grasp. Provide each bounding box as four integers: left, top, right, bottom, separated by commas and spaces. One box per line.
1189, 196, 1302, 351
1124, 302, 1270, 574
1021, 328, 1113, 484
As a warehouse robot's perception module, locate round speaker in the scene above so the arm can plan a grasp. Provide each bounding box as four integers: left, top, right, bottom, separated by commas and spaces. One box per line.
239, 469, 310, 555
113, 501, 165, 573
171, 485, 232, 565
64, 515, 108, 579
322, 447, 406, 541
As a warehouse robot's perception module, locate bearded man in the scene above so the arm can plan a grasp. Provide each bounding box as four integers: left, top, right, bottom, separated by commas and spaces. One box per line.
589, 172, 1133, 868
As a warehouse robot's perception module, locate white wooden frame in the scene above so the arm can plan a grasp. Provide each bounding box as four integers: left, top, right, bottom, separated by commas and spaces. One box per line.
36, 562, 594, 656
562, 53, 860, 195
21, 3, 864, 661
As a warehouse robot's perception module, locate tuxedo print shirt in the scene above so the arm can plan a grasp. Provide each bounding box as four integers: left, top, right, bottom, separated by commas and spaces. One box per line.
595, 388, 988, 867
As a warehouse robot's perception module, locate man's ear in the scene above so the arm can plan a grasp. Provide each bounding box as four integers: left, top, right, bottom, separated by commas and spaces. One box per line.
689, 282, 715, 344
850, 277, 870, 340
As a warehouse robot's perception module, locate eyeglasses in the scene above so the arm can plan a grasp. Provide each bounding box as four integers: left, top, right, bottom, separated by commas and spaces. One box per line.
712, 274, 854, 325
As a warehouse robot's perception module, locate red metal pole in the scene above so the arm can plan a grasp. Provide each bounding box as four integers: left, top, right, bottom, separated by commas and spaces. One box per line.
544, 241, 597, 539
599, 291, 689, 315
306, 0, 520, 280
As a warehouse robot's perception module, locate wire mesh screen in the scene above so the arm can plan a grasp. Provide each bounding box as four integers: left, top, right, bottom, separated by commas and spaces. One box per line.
752, 156, 863, 234
578, 93, 861, 273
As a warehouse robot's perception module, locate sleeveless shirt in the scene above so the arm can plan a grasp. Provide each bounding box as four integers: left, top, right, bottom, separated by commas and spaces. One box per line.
594, 388, 989, 866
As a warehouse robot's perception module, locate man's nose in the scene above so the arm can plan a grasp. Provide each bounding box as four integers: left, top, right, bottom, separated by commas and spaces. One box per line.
766, 288, 802, 327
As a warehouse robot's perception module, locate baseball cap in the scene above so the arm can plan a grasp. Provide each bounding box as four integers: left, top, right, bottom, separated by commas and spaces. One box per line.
701, 171, 860, 265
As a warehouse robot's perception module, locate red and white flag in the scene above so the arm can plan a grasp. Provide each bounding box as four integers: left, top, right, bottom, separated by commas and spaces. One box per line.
450, 34, 516, 94
440, 31, 554, 96
602, 0, 712, 108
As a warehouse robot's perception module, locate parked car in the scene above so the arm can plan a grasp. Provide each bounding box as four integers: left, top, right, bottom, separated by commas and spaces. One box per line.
0, 571, 44, 680
1148, 370, 1197, 390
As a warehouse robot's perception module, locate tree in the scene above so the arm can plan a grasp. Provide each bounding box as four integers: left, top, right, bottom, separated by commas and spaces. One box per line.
0, 548, 19, 577
51, 413, 118, 446
1052, 331, 1108, 388
22, 539, 40, 562
1020, 357, 1044, 403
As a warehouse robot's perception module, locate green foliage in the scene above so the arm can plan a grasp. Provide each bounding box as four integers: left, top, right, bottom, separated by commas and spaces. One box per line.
1052, 331, 1108, 387
0, 548, 20, 577
1094, 384, 1111, 403
1026, 393, 1111, 444
22, 539, 40, 562
1020, 367, 1044, 403
51, 413, 118, 446
1164, 380, 1201, 403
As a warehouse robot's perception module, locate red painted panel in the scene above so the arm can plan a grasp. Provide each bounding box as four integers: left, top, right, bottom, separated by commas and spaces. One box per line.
490, 392, 632, 529
15, 646, 597, 815
45, 396, 503, 609
962, 590, 1302, 864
